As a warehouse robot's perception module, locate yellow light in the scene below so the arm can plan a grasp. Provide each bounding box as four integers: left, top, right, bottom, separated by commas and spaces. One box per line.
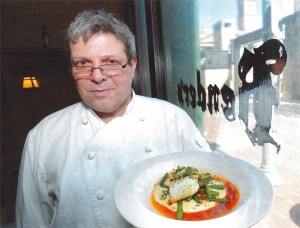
23, 76, 39, 89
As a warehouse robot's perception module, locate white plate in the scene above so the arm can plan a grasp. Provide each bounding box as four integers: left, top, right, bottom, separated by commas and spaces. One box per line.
114, 152, 273, 228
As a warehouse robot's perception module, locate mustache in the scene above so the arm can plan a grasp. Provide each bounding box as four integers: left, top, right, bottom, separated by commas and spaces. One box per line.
86, 85, 115, 92
75, 79, 114, 91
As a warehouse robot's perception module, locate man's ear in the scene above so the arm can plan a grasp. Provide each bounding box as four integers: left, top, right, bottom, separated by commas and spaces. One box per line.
129, 58, 137, 78
130, 58, 137, 68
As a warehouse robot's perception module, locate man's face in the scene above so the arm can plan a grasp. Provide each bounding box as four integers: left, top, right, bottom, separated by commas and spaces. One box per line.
69, 33, 137, 121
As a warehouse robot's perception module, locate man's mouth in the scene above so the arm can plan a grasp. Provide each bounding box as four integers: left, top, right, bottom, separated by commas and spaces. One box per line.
89, 87, 114, 97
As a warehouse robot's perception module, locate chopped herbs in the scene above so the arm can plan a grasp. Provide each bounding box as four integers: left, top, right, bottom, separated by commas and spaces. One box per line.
160, 190, 168, 200
174, 166, 197, 178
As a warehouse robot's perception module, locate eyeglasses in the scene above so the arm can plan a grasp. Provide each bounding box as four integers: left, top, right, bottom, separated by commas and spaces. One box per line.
70, 63, 128, 79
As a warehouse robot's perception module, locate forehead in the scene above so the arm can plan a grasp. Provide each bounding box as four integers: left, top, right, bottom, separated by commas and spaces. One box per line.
69, 33, 127, 59
72, 33, 125, 49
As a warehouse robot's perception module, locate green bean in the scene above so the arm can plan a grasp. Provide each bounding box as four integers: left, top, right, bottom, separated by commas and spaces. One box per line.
202, 173, 213, 182
186, 195, 193, 202
160, 184, 169, 189
210, 198, 229, 203
198, 179, 204, 187
160, 173, 169, 186
202, 173, 211, 179
176, 200, 183, 220
192, 194, 202, 204
208, 184, 225, 190
204, 185, 211, 200
175, 166, 186, 175
209, 190, 219, 196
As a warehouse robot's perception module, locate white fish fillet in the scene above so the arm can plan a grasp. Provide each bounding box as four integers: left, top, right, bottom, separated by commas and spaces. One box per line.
169, 176, 199, 203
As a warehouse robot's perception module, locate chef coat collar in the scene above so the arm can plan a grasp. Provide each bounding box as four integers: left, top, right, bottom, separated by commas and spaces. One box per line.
84, 89, 136, 131
124, 89, 135, 115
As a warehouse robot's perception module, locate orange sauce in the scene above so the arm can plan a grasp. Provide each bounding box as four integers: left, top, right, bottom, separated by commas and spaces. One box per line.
150, 175, 240, 221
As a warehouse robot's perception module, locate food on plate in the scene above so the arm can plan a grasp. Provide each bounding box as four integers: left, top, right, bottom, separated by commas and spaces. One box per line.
151, 166, 240, 221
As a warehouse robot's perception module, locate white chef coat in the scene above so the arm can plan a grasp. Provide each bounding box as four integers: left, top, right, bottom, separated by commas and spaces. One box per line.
16, 92, 210, 228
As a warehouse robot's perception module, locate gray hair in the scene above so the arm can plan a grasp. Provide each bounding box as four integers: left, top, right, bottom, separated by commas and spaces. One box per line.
65, 10, 136, 63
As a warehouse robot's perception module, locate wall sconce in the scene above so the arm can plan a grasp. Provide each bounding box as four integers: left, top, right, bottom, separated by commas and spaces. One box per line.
23, 76, 39, 89
22, 65, 39, 89
23, 76, 40, 89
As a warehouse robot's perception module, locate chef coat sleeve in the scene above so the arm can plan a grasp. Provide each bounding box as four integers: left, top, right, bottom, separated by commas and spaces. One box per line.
16, 130, 52, 228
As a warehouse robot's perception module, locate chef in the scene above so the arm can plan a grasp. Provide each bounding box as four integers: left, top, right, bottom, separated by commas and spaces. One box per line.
16, 9, 210, 228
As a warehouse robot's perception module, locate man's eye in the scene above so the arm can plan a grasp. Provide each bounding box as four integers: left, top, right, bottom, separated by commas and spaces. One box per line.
73, 61, 88, 66
108, 60, 119, 64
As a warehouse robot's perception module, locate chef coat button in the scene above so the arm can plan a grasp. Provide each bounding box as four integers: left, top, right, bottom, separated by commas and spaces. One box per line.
81, 117, 88, 125
139, 116, 145, 121
96, 190, 105, 200
87, 153, 96, 160
145, 145, 152, 153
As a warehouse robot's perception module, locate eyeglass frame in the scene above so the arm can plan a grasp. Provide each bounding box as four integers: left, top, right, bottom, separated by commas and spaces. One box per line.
70, 63, 128, 79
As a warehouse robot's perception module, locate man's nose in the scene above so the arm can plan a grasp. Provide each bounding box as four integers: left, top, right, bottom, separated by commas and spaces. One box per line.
90, 67, 107, 82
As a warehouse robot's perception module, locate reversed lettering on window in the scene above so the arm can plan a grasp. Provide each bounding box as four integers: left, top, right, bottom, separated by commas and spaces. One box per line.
177, 39, 287, 152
